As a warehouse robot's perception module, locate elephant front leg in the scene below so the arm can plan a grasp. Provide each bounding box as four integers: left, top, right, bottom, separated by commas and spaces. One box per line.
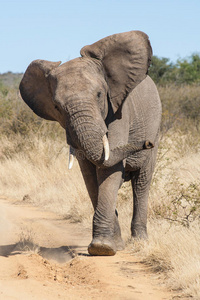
77, 157, 98, 209
88, 163, 124, 256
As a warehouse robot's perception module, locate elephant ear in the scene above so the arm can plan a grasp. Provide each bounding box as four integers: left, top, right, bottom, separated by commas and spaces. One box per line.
19, 59, 61, 120
80, 31, 152, 113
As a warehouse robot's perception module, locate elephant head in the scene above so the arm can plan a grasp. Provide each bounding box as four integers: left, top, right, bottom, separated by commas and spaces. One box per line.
19, 30, 152, 166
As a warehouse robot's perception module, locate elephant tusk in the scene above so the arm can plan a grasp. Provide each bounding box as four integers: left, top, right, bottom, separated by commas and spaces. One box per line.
68, 146, 75, 170
102, 135, 110, 161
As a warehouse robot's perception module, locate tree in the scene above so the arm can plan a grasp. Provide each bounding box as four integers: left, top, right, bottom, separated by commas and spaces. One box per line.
176, 53, 200, 84
148, 56, 175, 85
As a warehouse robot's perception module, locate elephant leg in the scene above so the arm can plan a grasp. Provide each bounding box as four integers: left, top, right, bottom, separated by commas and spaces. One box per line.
77, 156, 123, 255
77, 157, 98, 209
131, 151, 157, 239
88, 162, 124, 256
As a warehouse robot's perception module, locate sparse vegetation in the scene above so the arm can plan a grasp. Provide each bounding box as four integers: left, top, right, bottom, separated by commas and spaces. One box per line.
0, 55, 200, 298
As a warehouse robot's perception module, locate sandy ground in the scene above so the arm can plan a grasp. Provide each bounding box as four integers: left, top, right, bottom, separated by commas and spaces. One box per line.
0, 197, 184, 300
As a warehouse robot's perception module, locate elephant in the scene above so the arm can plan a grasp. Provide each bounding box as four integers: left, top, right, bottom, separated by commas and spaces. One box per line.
19, 30, 162, 256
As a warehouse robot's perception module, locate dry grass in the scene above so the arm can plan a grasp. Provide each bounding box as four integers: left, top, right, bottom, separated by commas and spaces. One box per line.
129, 220, 200, 299
17, 229, 39, 254
149, 131, 200, 225
158, 84, 200, 133
0, 132, 92, 225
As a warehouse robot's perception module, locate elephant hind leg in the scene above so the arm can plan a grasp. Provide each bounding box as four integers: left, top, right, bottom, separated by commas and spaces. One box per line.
131, 154, 157, 239
131, 168, 150, 239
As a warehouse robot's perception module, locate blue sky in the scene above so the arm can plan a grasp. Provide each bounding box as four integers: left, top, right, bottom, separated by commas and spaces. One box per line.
1, 0, 200, 73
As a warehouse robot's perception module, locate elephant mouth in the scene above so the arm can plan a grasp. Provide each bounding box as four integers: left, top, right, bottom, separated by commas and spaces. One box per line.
68, 134, 109, 169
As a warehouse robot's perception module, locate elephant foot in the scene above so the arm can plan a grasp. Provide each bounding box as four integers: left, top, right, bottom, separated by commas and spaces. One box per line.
131, 225, 148, 240
88, 234, 125, 256
90, 211, 124, 255
88, 238, 116, 256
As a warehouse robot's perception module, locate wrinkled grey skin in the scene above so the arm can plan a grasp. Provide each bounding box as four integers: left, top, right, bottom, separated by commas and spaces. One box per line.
19, 31, 162, 256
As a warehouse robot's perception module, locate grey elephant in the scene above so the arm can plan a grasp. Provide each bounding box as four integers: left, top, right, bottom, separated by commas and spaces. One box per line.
19, 31, 161, 256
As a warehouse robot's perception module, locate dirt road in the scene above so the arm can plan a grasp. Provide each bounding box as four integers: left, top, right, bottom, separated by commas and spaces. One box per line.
0, 197, 180, 300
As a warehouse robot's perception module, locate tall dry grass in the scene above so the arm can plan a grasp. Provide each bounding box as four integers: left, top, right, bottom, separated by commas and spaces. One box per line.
1, 82, 200, 298
158, 84, 200, 133
0, 131, 92, 225
130, 220, 200, 299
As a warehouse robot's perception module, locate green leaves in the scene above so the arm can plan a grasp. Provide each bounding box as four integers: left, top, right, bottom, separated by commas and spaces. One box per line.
149, 53, 200, 85
176, 54, 200, 84
149, 56, 175, 84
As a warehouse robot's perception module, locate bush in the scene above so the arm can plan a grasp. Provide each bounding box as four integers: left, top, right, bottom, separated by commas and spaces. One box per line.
148, 56, 175, 85
176, 54, 200, 84
0, 81, 64, 139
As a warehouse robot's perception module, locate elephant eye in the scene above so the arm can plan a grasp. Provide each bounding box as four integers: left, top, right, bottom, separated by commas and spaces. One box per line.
97, 91, 101, 98
55, 105, 59, 111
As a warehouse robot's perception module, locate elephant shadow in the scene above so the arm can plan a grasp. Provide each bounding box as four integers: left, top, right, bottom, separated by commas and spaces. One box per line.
0, 240, 88, 263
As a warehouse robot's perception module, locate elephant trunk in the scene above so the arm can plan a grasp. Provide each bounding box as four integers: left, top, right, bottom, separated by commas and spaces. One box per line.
65, 102, 108, 164
66, 101, 154, 168
68, 119, 153, 168
101, 138, 154, 168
